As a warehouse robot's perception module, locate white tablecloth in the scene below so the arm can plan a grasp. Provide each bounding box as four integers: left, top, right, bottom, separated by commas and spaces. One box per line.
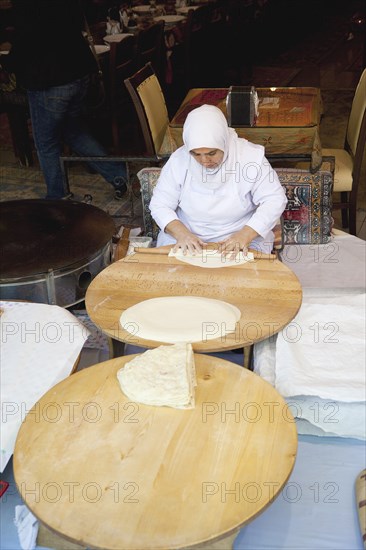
234, 434, 365, 550
254, 232, 366, 441
281, 230, 366, 288
0, 301, 90, 472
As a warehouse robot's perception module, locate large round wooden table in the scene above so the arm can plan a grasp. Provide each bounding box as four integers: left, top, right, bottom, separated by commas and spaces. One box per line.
14, 354, 298, 550
85, 246, 302, 353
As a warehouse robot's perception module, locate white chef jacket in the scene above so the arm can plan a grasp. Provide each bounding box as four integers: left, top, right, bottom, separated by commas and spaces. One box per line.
150, 140, 287, 253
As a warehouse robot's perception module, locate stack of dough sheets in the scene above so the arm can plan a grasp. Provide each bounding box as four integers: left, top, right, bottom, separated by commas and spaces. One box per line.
117, 343, 197, 409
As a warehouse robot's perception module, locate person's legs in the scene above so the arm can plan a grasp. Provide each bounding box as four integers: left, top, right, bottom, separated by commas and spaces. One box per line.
63, 76, 127, 194
27, 88, 70, 199
28, 77, 127, 199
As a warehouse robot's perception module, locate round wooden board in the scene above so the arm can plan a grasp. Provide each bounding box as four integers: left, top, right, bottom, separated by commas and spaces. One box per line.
14, 354, 297, 550
85, 250, 302, 352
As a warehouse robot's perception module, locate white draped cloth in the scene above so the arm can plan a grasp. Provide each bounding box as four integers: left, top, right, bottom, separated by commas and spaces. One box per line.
0, 301, 90, 472
254, 286, 366, 440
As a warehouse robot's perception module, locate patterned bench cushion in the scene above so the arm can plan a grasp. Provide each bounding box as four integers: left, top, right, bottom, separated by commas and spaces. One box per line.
276, 168, 333, 244
138, 167, 162, 242
138, 166, 334, 246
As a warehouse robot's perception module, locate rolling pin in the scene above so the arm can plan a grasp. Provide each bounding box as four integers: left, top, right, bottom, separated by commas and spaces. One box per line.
133, 244, 277, 260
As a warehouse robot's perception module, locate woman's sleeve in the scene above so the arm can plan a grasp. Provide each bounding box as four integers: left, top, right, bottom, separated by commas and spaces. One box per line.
245, 156, 287, 238
149, 156, 184, 232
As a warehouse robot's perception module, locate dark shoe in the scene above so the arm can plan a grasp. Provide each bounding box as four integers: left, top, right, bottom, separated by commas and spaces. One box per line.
83, 194, 93, 204
114, 183, 127, 200
60, 192, 74, 200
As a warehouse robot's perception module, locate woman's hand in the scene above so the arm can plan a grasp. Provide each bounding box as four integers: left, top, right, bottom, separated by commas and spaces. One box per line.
219, 226, 259, 259
165, 220, 206, 255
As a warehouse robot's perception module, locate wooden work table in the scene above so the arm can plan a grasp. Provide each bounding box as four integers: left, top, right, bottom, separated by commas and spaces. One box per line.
14, 353, 298, 550
85, 246, 302, 353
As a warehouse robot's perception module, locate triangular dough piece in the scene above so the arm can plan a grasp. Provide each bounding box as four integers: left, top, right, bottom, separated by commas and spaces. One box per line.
117, 343, 197, 409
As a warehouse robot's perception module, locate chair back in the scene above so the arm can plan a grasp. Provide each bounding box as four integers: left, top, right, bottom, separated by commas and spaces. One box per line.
183, 5, 211, 88
207, 2, 227, 38
124, 62, 170, 156
135, 20, 165, 82
89, 21, 107, 44
108, 36, 136, 107
101, 36, 137, 153
204, 2, 228, 86
346, 68, 366, 156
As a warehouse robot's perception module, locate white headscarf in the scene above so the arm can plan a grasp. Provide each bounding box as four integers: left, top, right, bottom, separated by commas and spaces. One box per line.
182, 104, 239, 189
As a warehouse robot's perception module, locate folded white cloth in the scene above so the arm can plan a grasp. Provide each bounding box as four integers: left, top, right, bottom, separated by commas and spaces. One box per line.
287, 396, 366, 440
14, 505, 39, 550
295, 417, 365, 439
253, 288, 366, 440
1, 301, 90, 472
275, 293, 365, 402
281, 233, 366, 288
253, 337, 277, 386
254, 338, 366, 440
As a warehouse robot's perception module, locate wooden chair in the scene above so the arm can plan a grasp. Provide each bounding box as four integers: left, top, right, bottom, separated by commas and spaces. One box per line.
182, 5, 211, 89
204, 2, 228, 86
86, 35, 138, 154
297, 69, 366, 235
60, 65, 170, 218
135, 20, 165, 84
60, 61, 172, 217
89, 21, 108, 44
124, 62, 171, 159
107, 36, 137, 153
322, 68, 366, 235
0, 90, 33, 166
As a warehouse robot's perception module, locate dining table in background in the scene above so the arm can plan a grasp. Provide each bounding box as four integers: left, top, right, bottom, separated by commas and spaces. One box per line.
14, 352, 298, 550
84, 245, 302, 360
159, 86, 323, 172
93, 10, 189, 84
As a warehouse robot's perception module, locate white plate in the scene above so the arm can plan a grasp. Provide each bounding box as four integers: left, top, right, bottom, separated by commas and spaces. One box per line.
132, 4, 165, 13
120, 296, 241, 343
132, 4, 153, 13
103, 33, 134, 43
94, 44, 110, 55
176, 6, 199, 14
154, 15, 186, 26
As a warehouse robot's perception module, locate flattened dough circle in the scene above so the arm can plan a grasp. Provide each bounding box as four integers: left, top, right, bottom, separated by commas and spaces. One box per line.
120, 296, 241, 343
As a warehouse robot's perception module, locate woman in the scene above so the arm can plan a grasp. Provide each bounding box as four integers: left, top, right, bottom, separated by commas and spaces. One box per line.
149, 104, 287, 256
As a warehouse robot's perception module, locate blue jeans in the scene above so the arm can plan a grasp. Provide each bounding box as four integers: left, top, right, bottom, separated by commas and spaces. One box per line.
27, 75, 127, 199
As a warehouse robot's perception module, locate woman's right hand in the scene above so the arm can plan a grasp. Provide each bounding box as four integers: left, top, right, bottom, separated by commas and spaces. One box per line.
164, 220, 205, 255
